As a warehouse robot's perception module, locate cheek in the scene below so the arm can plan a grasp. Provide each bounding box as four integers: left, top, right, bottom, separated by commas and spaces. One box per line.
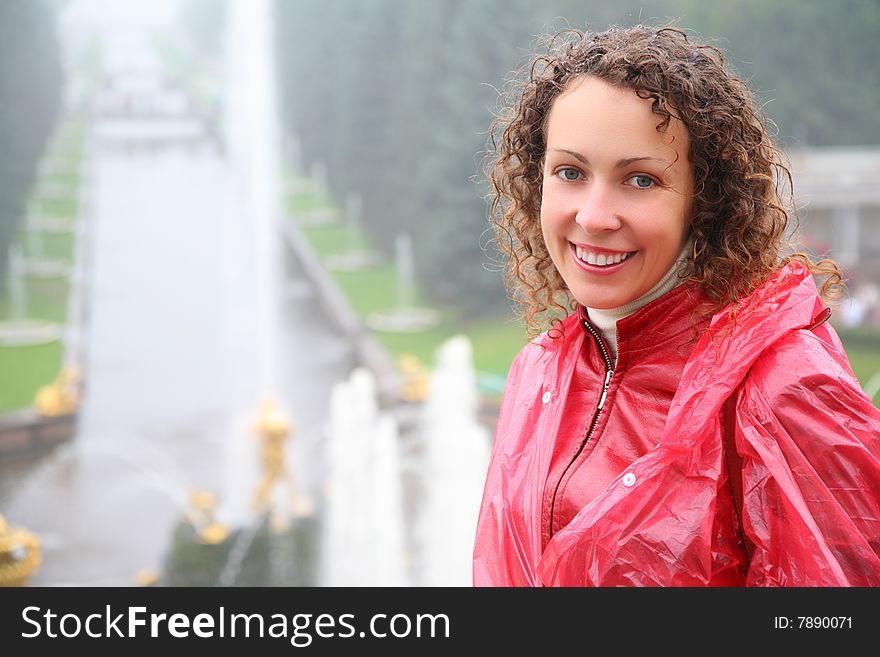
639, 200, 690, 243
538, 189, 552, 239
539, 189, 567, 234
539, 213, 554, 255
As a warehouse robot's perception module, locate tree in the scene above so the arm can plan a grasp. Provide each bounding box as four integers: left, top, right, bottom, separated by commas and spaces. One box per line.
0, 0, 63, 287
408, 0, 543, 315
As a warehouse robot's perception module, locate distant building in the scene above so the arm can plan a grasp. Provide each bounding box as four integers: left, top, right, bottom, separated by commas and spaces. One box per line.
789, 147, 880, 281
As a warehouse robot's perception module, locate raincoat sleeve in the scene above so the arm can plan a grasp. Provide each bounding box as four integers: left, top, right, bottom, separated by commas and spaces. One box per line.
733, 322, 880, 586
473, 343, 537, 586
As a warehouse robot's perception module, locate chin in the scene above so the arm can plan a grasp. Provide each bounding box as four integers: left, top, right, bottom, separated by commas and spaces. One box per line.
572, 289, 629, 310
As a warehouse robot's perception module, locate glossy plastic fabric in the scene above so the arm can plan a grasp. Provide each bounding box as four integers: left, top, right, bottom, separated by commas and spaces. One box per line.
474, 262, 880, 586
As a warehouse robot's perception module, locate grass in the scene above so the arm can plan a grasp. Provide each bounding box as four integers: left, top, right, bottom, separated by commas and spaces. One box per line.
0, 274, 71, 412
0, 117, 86, 413
288, 190, 333, 215
300, 223, 363, 260
32, 197, 79, 219
43, 170, 82, 187
839, 341, 880, 399
20, 232, 75, 263
0, 278, 70, 323
0, 342, 64, 413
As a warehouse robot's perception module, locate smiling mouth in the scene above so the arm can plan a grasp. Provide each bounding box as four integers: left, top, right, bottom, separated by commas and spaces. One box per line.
572, 244, 637, 267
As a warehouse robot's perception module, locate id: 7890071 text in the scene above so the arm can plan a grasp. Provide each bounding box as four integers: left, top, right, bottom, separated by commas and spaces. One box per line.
773, 617, 852, 629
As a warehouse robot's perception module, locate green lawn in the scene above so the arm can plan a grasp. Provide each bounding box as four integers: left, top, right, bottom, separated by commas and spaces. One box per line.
0, 273, 71, 412
42, 170, 81, 187
20, 232, 75, 263
840, 341, 880, 402
0, 117, 85, 413
0, 342, 64, 412
0, 277, 70, 323
288, 190, 332, 215
32, 196, 79, 218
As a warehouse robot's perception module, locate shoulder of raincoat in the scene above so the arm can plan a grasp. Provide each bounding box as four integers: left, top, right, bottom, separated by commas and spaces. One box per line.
473, 261, 880, 586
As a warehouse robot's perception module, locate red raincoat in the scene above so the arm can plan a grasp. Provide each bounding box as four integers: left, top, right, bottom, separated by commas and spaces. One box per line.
473, 262, 880, 586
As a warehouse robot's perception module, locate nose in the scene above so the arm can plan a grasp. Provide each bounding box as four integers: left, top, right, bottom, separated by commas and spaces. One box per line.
574, 183, 622, 233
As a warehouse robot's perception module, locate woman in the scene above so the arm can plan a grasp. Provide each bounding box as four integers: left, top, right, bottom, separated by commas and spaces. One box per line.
473, 25, 880, 586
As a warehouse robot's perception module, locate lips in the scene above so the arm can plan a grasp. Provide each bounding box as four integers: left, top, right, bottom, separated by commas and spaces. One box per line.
570, 242, 636, 268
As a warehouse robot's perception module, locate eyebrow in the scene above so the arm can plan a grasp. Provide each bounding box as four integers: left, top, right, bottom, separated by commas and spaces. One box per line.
548, 148, 669, 168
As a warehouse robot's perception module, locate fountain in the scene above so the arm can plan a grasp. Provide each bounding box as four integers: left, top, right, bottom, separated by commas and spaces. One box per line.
412, 335, 491, 586
29, 152, 81, 233
249, 396, 314, 523
283, 134, 302, 178
7, 244, 26, 321
25, 213, 74, 235
7, 438, 230, 586
34, 364, 82, 416
36, 180, 78, 201
22, 228, 70, 278
0, 515, 41, 586
74, 440, 198, 515
0, 244, 63, 346
210, 0, 319, 586
345, 192, 363, 253
294, 159, 337, 226
311, 160, 328, 199
39, 155, 80, 178
324, 191, 384, 271
2, 0, 350, 587
42, 435, 304, 587
398, 234, 415, 307
366, 232, 440, 333
27, 229, 43, 261
320, 367, 409, 585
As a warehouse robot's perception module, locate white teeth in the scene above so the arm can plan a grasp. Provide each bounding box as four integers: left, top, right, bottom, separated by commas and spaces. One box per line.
574, 247, 633, 266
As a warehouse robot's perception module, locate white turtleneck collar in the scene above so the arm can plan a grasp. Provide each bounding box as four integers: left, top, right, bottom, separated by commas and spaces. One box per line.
586, 237, 693, 363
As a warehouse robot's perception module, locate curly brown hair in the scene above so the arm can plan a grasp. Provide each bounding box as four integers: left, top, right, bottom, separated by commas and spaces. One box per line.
486, 24, 842, 339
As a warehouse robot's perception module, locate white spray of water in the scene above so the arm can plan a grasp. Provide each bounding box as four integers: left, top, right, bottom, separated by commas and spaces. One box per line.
414, 335, 491, 586
321, 368, 409, 586
7, 244, 27, 320
221, 0, 286, 527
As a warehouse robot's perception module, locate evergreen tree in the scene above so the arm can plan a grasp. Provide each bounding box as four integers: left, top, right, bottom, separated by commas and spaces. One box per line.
537, 0, 880, 146
0, 0, 63, 287
411, 0, 543, 315
382, 0, 464, 248
275, 0, 343, 177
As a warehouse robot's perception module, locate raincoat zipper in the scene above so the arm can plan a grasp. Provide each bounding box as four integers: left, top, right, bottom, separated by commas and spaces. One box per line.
548, 319, 615, 537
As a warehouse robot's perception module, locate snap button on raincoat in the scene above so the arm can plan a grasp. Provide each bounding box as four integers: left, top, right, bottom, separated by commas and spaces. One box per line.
473, 262, 880, 586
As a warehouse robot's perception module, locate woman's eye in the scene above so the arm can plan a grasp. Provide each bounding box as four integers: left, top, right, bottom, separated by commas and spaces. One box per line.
556, 168, 581, 181
628, 174, 656, 189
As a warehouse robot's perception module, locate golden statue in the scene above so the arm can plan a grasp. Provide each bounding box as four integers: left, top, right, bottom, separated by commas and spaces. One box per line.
34, 364, 82, 417
134, 568, 159, 587
0, 515, 41, 587
184, 490, 229, 545
398, 354, 430, 402
252, 397, 313, 527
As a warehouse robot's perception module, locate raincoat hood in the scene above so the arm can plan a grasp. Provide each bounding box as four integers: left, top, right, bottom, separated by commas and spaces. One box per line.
474, 262, 880, 586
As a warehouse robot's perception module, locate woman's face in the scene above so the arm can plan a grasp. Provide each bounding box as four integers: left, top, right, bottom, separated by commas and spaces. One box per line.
540, 76, 694, 310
